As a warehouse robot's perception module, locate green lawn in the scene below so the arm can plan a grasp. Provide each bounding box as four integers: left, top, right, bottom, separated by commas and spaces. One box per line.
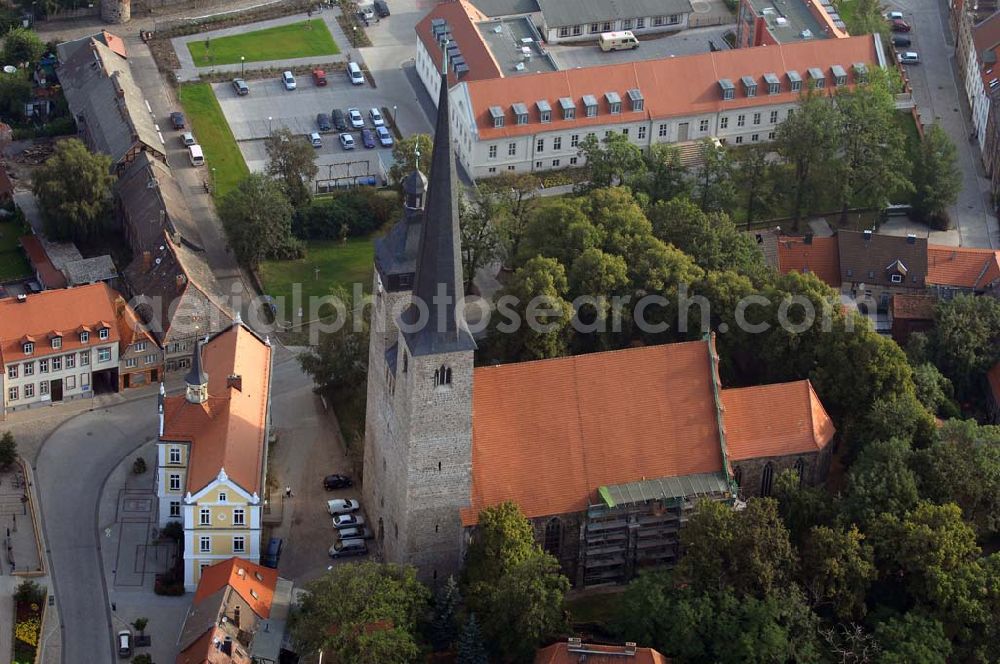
187, 20, 339, 66
259, 237, 375, 323
178, 83, 248, 200
0, 220, 30, 281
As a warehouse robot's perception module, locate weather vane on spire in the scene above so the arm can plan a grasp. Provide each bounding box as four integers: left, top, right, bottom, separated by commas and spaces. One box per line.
414, 146, 421, 170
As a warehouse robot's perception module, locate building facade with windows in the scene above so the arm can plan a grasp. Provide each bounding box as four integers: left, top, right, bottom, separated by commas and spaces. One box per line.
430, 34, 883, 178
0, 284, 156, 416
536, 0, 692, 44
156, 320, 273, 591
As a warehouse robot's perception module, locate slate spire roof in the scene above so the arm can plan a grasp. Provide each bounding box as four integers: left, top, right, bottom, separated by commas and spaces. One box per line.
185, 335, 208, 387
401, 44, 476, 356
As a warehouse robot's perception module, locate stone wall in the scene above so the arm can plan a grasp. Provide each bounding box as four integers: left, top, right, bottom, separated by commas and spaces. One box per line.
101, 0, 131, 24
530, 511, 585, 583
732, 448, 831, 499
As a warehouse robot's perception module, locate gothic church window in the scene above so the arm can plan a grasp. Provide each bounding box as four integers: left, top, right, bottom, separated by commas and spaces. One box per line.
794, 458, 806, 486
761, 462, 774, 497
544, 518, 562, 556
434, 365, 453, 387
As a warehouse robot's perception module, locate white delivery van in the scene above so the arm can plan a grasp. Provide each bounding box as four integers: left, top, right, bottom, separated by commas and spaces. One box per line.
188, 144, 205, 166
347, 61, 364, 85
599, 31, 639, 52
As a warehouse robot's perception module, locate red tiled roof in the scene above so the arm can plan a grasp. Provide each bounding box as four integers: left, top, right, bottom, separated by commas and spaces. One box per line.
536, 642, 670, 664
926, 244, 1000, 290
19, 235, 67, 290
416, 0, 501, 85
464, 36, 878, 140
100, 30, 127, 58
161, 324, 271, 495
891, 293, 936, 321
777, 235, 841, 287
193, 558, 278, 619
722, 380, 835, 461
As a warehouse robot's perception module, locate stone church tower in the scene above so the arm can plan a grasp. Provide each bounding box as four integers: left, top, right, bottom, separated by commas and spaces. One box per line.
363, 49, 476, 583
100, 0, 130, 24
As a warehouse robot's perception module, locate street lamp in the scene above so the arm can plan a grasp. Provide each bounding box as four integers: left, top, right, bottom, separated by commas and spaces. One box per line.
392, 104, 397, 127
240, 55, 245, 78
352, 25, 357, 47
268, 116, 272, 135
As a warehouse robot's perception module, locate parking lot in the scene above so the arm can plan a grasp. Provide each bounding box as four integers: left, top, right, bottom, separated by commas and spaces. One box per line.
213, 72, 399, 184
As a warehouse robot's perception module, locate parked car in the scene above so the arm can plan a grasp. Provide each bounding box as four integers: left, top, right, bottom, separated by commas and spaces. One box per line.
898, 51, 920, 64
329, 538, 368, 558
309, 132, 322, 148
232, 78, 249, 95
338, 526, 374, 540
348, 108, 365, 129
376, 126, 394, 147
332, 108, 348, 131
348, 61, 365, 85
339, 133, 356, 150
170, 111, 185, 129
262, 537, 283, 568
327, 498, 361, 515
361, 127, 375, 148
180, 131, 196, 146
281, 70, 296, 90
117, 630, 132, 658
312, 68, 327, 86
891, 35, 911, 47
374, 0, 390, 17
323, 473, 353, 490
358, 5, 375, 21
369, 107, 384, 126
316, 113, 332, 132
333, 513, 366, 529
891, 19, 911, 32
886, 10, 904, 20
188, 144, 204, 166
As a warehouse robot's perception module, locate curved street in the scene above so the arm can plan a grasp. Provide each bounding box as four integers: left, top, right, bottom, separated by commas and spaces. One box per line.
33, 396, 156, 664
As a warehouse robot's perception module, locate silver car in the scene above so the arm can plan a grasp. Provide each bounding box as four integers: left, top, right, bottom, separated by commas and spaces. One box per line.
338, 525, 374, 540
326, 498, 360, 515
333, 513, 366, 529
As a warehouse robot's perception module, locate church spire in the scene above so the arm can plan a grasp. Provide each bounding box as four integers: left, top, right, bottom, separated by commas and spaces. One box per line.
400, 41, 475, 357
185, 335, 209, 404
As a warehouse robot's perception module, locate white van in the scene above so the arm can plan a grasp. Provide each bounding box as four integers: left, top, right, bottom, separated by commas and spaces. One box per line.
188, 144, 205, 166
347, 61, 364, 85
599, 31, 639, 52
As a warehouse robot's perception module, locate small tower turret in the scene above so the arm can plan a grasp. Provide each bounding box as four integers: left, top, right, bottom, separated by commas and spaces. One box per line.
184, 337, 209, 405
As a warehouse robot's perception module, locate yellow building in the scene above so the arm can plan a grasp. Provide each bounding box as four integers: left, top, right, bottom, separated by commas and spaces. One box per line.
156, 319, 273, 591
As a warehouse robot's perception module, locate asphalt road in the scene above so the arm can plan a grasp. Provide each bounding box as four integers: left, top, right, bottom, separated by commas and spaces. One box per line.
33, 397, 156, 664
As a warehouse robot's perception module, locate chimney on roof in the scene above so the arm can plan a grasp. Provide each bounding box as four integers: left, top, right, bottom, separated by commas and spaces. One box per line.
906, 233, 916, 244
567, 638, 583, 652
143, 251, 152, 272
863, 229, 873, 242
175, 273, 187, 292
625, 642, 637, 655
227, 374, 242, 391
16, 293, 26, 303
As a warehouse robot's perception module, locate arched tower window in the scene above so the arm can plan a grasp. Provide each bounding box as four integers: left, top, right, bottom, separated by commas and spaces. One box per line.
543, 518, 562, 557
434, 365, 453, 387
403, 352, 408, 373
761, 462, 774, 497
794, 458, 806, 486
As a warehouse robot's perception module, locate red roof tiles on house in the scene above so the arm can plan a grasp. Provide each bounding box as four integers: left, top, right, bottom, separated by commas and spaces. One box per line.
536, 642, 671, 664
416, 0, 501, 85
192, 558, 278, 619
19, 235, 67, 290
722, 380, 835, 461
777, 235, 842, 287
891, 293, 936, 321
926, 244, 1000, 290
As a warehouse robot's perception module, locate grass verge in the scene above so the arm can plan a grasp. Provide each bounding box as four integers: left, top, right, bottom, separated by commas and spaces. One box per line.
178, 83, 249, 200
187, 20, 339, 66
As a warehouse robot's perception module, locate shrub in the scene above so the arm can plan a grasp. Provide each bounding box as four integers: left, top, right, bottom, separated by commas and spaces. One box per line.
132, 457, 147, 474
14, 580, 44, 606
14, 618, 40, 647
0, 430, 16, 469
154, 576, 185, 596
133, 655, 153, 664
160, 521, 183, 541
292, 188, 396, 240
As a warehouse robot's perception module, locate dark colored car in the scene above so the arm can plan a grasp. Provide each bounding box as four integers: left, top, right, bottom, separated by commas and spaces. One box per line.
891, 35, 911, 47
232, 78, 249, 95
374, 0, 390, 17
332, 108, 348, 132
361, 127, 375, 148
316, 113, 332, 132
262, 537, 283, 568
891, 19, 911, 32
324, 474, 353, 490
170, 112, 185, 129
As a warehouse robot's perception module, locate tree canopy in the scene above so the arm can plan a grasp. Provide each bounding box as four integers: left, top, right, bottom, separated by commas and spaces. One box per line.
32, 138, 114, 243
218, 173, 300, 268
265, 128, 318, 208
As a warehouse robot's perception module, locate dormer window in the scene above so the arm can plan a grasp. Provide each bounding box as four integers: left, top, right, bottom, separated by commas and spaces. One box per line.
512, 102, 529, 125
99, 327, 110, 340
489, 106, 504, 128
719, 78, 735, 100
890, 274, 903, 284
433, 365, 453, 387
536, 99, 551, 123
583, 95, 598, 117
831, 65, 847, 87
559, 97, 575, 120
23, 342, 33, 355
853, 62, 868, 83
627, 88, 643, 111
51, 336, 62, 349
808, 67, 825, 89
219, 492, 227, 503
80, 331, 89, 343
741, 75, 757, 97
764, 72, 780, 94
787, 70, 802, 92
605, 91, 621, 114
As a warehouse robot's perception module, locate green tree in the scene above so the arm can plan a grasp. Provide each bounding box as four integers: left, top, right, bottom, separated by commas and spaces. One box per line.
911, 125, 962, 228
456, 613, 489, 664
131, 617, 148, 636
297, 287, 369, 397
676, 498, 797, 598
642, 143, 690, 203
32, 138, 114, 243
290, 562, 430, 663
0, 431, 16, 469
478, 172, 540, 267
774, 91, 839, 226
3, 27, 44, 65
772, 469, 837, 545
463, 501, 537, 588
567, 247, 630, 348
389, 133, 433, 188
832, 70, 912, 222
460, 195, 501, 293
219, 173, 300, 268
488, 256, 574, 362
691, 139, 734, 213
853, 390, 938, 451
799, 525, 875, 620
265, 128, 319, 208
910, 361, 957, 418
838, 0, 888, 35
0, 71, 30, 118
517, 198, 601, 268
429, 576, 461, 652
582, 186, 653, 257
732, 144, 773, 227
577, 132, 645, 190
873, 613, 951, 664
930, 293, 1000, 401
844, 437, 919, 528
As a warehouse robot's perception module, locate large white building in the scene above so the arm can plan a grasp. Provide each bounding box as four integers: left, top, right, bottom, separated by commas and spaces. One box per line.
416, 3, 887, 179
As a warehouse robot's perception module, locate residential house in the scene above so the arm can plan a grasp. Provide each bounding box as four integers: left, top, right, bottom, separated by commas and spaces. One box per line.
889, 293, 936, 346
19, 235, 118, 291
175, 557, 292, 664
535, 0, 693, 44
0, 283, 156, 416
57, 33, 164, 174
776, 235, 842, 287
926, 244, 1000, 298
837, 230, 928, 307
156, 320, 272, 591
536, 639, 669, 664
736, 0, 848, 48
